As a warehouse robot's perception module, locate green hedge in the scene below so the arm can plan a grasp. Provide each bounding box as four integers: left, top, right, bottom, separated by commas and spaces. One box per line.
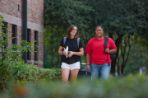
1, 75, 148, 98
11, 61, 61, 81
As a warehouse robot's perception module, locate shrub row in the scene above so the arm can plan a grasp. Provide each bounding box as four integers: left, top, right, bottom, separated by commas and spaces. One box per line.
11, 61, 61, 81
1, 75, 148, 98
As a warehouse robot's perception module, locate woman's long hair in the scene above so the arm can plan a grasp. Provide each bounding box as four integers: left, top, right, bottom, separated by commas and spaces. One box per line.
66, 25, 79, 38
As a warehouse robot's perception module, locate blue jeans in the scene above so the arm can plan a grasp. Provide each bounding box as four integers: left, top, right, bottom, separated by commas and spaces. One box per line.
91, 64, 111, 80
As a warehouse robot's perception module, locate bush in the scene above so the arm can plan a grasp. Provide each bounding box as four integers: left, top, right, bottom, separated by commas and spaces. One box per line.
0, 17, 60, 89
12, 61, 61, 81
1, 75, 148, 98
0, 16, 11, 90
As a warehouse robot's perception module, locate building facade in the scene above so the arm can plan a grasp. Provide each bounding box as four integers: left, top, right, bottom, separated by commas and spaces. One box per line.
0, 0, 44, 66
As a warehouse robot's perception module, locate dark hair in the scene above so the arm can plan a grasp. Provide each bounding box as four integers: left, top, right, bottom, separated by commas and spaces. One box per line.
67, 25, 79, 38
96, 25, 103, 30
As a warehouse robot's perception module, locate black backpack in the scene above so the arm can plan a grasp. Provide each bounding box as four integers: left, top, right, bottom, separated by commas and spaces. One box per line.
104, 36, 116, 61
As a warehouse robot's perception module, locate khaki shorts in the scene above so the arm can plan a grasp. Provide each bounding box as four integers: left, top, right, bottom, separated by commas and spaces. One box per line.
61, 62, 80, 70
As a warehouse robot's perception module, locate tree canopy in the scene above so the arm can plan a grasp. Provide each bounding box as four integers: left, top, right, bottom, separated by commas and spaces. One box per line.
44, 0, 148, 74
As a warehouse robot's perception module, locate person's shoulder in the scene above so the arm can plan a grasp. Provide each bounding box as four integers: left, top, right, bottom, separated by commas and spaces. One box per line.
108, 37, 114, 40
87, 37, 94, 43
62, 36, 67, 40
76, 37, 80, 40
108, 37, 115, 43
90, 37, 96, 41
86, 37, 95, 45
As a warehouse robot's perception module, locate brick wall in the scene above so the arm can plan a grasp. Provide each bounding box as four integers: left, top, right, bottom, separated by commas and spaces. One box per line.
0, 0, 44, 66
0, 0, 21, 18
28, 0, 44, 24
0, 0, 44, 25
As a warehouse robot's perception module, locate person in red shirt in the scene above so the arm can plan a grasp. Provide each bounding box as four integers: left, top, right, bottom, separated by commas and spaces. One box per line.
85, 25, 117, 80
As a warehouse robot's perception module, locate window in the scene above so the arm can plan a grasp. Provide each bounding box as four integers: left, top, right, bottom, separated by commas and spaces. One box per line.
2, 22, 8, 48
26, 51, 31, 60
26, 29, 31, 60
12, 24, 17, 44
22, 29, 31, 61
0, 22, 8, 60
34, 31, 38, 61
27, 29, 31, 42
2, 22, 8, 34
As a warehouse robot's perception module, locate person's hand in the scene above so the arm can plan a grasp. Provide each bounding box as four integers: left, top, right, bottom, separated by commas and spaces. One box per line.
105, 48, 110, 54
86, 65, 90, 72
68, 51, 74, 58
63, 46, 69, 58
62, 51, 68, 58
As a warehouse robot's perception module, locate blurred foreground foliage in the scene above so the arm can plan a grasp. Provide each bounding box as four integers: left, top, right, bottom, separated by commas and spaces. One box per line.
0, 75, 148, 98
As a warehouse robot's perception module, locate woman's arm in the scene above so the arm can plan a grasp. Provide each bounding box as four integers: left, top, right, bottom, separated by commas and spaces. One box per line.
58, 46, 64, 55
68, 48, 84, 57
73, 48, 84, 56
58, 46, 69, 57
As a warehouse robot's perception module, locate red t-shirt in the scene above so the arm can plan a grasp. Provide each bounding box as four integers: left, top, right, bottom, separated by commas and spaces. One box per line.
85, 37, 117, 64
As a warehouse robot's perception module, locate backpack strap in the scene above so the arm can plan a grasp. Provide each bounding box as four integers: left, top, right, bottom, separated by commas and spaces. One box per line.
63, 37, 67, 46
77, 37, 80, 48
104, 36, 109, 51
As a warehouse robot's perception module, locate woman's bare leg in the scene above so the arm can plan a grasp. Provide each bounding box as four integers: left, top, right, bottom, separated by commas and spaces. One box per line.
61, 69, 70, 83
70, 69, 79, 81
